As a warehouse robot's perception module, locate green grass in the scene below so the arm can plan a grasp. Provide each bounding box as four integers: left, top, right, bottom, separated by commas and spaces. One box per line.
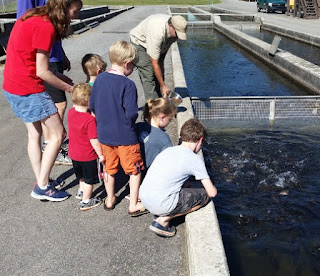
83, 0, 219, 5
1, 3, 16, 13
1, 0, 219, 13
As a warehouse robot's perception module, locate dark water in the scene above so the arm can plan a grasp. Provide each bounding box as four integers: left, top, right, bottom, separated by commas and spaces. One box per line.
243, 29, 320, 66
178, 28, 320, 275
204, 126, 320, 276
178, 29, 314, 98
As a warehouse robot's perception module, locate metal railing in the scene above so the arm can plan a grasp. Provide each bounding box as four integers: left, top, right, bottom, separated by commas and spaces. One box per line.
1, 0, 16, 13
191, 96, 320, 124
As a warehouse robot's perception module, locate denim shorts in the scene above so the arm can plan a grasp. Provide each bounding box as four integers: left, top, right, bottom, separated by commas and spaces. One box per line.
3, 90, 58, 123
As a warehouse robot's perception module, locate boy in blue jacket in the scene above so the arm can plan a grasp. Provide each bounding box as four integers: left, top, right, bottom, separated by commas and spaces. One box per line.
90, 40, 147, 216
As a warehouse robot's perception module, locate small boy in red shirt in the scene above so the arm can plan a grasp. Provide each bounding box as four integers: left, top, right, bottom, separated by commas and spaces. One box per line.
68, 83, 104, 211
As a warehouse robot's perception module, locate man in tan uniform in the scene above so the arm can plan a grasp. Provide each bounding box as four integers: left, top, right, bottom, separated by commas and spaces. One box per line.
130, 14, 187, 100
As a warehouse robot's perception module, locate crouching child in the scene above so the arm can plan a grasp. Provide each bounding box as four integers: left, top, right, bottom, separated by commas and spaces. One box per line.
139, 119, 217, 237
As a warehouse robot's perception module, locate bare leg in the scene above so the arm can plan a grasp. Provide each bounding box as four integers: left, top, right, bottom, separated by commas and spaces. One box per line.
128, 173, 144, 213
155, 196, 210, 227
55, 101, 67, 121
104, 173, 116, 208
38, 113, 64, 187
79, 178, 85, 193
42, 101, 67, 144
82, 182, 93, 201
25, 121, 43, 181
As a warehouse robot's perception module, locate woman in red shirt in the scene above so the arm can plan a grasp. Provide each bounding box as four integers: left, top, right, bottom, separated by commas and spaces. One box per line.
3, 0, 83, 201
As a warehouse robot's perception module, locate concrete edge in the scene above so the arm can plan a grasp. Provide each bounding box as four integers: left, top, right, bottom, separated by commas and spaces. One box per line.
171, 41, 230, 276
71, 6, 134, 33
0, 6, 134, 47
192, 5, 320, 47
186, 203, 230, 276
261, 22, 320, 48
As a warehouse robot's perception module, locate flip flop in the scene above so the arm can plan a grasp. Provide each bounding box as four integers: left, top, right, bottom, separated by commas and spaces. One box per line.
104, 196, 117, 211
128, 207, 149, 217
149, 221, 176, 238
125, 195, 141, 202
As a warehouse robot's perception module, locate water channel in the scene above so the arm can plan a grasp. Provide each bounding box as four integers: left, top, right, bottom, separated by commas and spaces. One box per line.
178, 29, 315, 98
178, 29, 320, 275
242, 28, 320, 66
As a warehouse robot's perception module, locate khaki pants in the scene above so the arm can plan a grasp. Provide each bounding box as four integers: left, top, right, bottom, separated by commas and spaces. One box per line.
133, 43, 162, 100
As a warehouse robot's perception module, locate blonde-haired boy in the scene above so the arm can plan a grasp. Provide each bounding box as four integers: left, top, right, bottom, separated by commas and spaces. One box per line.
81, 54, 107, 86
90, 40, 148, 216
68, 83, 105, 211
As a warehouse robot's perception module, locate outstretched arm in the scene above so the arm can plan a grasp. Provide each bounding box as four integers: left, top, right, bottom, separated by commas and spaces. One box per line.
201, 178, 217, 198
36, 49, 73, 93
151, 56, 170, 98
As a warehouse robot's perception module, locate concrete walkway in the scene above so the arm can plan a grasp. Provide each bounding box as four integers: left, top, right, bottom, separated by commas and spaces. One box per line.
1, 2, 319, 275
0, 6, 187, 276
214, 0, 320, 36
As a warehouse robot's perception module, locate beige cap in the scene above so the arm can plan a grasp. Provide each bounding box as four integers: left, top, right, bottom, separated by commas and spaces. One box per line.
171, 15, 187, 40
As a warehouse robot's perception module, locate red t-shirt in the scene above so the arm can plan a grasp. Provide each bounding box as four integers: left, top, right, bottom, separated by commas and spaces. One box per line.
3, 15, 56, 95
68, 108, 99, 162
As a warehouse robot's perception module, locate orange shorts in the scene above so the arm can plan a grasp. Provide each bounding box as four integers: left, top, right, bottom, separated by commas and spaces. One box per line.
101, 143, 144, 175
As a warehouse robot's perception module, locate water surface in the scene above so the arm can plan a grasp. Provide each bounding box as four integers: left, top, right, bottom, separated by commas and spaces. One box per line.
243, 29, 320, 66
178, 29, 314, 98
205, 126, 320, 276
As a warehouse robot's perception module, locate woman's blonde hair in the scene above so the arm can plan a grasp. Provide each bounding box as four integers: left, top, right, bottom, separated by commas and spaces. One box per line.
109, 40, 137, 66
81, 54, 107, 77
21, 0, 83, 40
143, 98, 177, 121
71, 83, 91, 106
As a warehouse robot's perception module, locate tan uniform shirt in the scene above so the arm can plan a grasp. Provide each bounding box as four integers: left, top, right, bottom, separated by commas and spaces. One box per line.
129, 14, 176, 60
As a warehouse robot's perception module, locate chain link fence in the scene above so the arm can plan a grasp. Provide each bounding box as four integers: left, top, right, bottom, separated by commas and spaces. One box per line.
1, 0, 16, 13
191, 96, 320, 127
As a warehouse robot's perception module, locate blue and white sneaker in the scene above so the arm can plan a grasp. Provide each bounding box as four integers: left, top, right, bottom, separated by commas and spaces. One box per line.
49, 178, 65, 189
31, 183, 70, 202
75, 190, 83, 200
80, 198, 102, 211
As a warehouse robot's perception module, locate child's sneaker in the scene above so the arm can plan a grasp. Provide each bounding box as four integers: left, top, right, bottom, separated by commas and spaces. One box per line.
61, 139, 69, 153
55, 149, 72, 166
49, 178, 65, 189
75, 190, 83, 200
80, 198, 102, 211
31, 183, 70, 202
41, 141, 48, 152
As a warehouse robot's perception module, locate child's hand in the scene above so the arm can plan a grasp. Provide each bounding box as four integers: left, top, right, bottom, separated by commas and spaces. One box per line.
98, 155, 105, 163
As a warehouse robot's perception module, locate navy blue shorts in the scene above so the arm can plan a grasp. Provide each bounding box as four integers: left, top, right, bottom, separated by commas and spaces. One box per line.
45, 62, 67, 103
72, 159, 100, 185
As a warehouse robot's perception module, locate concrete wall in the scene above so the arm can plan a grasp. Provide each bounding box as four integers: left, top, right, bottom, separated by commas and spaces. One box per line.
171, 42, 230, 276
79, 6, 110, 20
70, 7, 134, 34
261, 22, 320, 48
0, 6, 134, 56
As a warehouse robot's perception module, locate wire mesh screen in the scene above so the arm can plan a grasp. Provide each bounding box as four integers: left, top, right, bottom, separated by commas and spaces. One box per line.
191, 96, 320, 122
0, 0, 16, 13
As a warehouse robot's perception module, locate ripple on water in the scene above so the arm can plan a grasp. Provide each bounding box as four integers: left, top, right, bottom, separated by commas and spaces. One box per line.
205, 128, 320, 276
